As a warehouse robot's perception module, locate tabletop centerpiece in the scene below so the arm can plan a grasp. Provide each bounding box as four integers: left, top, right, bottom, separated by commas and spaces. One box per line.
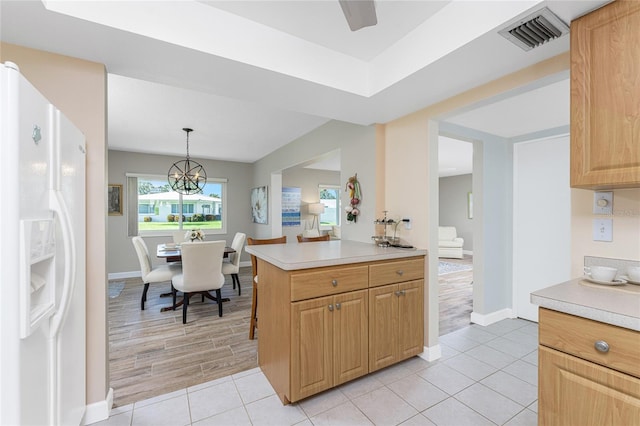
186, 229, 205, 242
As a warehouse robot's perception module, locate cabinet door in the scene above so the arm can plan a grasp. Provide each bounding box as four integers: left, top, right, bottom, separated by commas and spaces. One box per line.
333, 290, 368, 386
398, 280, 424, 360
539, 346, 640, 426
369, 284, 398, 371
291, 296, 332, 401
571, 0, 640, 188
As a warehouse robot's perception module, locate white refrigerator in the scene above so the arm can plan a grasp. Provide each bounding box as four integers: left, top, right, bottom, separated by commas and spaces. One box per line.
0, 62, 86, 425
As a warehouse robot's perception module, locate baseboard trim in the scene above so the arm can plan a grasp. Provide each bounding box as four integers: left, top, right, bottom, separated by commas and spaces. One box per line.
463, 250, 474, 255
109, 261, 252, 281
82, 387, 113, 425
108, 271, 141, 280
418, 344, 441, 362
470, 308, 515, 326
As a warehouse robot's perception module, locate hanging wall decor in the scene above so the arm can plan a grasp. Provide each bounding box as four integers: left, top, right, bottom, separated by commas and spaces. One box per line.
251, 186, 268, 224
345, 173, 362, 223
282, 187, 301, 226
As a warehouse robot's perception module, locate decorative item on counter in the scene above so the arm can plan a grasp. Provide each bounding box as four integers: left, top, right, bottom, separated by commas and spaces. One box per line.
186, 229, 205, 242
345, 173, 362, 223
372, 210, 399, 247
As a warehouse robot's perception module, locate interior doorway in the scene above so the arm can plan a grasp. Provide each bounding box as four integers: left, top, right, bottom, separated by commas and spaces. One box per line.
437, 135, 474, 335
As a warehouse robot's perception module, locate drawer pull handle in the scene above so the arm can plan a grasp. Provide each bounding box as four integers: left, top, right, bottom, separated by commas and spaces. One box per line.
328, 304, 334, 311
396, 270, 404, 276
335, 303, 341, 310
331, 279, 338, 287
594, 340, 609, 353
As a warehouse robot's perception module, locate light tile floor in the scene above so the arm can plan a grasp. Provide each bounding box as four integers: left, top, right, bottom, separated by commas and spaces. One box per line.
92, 318, 538, 426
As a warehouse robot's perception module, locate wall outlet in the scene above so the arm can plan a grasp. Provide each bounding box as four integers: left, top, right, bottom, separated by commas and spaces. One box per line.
593, 218, 613, 242
593, 191, 613, 215
402, 218, 411, 230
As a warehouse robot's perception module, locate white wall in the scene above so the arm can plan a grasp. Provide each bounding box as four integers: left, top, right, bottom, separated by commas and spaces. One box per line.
252, 120, 377, 243
439, 174, 473, 252
281, 167, 340, 242
513, 135, 571, 322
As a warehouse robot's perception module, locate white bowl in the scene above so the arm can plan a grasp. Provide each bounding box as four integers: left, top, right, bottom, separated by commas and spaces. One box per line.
587, 266, 618, 282
627, 266, 640, 282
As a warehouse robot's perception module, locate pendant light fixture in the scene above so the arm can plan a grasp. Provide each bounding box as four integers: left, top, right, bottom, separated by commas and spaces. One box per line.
168, 128, 207, 195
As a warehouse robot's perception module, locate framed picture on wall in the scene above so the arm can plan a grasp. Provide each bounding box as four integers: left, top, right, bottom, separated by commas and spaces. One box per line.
108, 184, 123, 216
251, 186, 268, 224
282, 187, 301, 226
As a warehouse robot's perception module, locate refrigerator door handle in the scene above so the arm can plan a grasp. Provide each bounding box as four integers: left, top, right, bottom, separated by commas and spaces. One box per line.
48, 189, 76, 338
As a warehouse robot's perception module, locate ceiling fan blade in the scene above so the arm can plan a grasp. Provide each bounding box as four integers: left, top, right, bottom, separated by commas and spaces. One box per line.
339, 0, 377, 31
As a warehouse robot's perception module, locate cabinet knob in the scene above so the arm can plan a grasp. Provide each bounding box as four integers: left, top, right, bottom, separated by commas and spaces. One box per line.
400, 290, 406, 296
331, 279, 338, 287
594, 340, 610, 353
396, 270, 404, 276
335, 303, 341, 310
328, 304, 334, 311
395, 291, 402, 296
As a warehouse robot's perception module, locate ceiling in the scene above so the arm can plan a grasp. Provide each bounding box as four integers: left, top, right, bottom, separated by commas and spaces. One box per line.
438, 77, 570, 177
1, 0, 607, 165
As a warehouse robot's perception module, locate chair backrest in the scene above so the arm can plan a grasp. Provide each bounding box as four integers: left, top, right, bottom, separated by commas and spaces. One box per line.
132, 236, 152, 278
180, 240, 226, 292
228, 232, 246, 267
171, 230, 187, 244
246, 236, 287, 280
297, 234, 330, 243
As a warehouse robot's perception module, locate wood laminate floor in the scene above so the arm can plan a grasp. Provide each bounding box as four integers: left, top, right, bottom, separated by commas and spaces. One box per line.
438, 255, 474, 336
108, 266, 257, 408
108, 258, 472, 407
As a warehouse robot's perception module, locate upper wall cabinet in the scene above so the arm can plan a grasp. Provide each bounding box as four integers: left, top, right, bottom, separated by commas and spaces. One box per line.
570, 0, 640, 189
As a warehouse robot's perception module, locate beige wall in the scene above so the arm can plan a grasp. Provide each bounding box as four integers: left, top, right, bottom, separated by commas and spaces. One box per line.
384, 51, 640, 348
384, 53, 571, 347
571, 188, 640, 275
1, 43, 109, 408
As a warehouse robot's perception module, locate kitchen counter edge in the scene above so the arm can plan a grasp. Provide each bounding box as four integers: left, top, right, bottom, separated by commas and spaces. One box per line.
531, 278, 640, 331
244, 240, 427, 271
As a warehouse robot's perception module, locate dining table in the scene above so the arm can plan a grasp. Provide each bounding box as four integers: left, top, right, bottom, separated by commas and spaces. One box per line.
156, 243, 235, 262
156, 242, 236, 312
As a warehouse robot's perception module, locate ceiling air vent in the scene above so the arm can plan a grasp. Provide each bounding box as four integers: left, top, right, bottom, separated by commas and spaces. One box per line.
499, 7, 569, 51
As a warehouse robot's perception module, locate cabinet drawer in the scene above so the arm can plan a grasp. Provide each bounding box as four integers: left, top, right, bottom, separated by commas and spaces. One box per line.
369, 258, 424, 288
539, 308, 640, 378
291, 265, 368, 301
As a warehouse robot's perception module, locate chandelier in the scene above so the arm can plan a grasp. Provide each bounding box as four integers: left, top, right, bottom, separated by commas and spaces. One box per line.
167, 128, 207, 195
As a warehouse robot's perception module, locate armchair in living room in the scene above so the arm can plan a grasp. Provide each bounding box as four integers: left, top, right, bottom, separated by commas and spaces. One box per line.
438, 226, 464, 259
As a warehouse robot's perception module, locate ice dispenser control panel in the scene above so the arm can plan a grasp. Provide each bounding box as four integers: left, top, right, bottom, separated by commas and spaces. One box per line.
19, 218, 56, 338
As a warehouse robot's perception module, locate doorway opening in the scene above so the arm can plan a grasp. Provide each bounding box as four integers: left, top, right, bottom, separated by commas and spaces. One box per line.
437, 135, 474, 335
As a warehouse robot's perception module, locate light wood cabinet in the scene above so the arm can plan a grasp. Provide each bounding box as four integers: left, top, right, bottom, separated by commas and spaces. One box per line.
257, 255, 425, 404
570, 0, 640, 189
291, 290, 368, 401
369, 280, 424, 372
538, 308, 640, 425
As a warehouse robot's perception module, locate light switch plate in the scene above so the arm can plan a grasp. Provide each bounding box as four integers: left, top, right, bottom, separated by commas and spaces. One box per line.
593, 218, 613, 242
593, 191, 613, 215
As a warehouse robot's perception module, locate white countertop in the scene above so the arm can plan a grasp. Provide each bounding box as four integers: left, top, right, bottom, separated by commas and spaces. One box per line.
244, 239, 427, 271
531, 278, 640, 331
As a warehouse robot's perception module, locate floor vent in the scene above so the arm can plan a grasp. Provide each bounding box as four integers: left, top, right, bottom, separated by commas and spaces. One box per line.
499, 7, 569, 51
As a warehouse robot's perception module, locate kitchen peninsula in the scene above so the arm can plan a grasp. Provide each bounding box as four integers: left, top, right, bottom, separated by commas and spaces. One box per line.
245, 240, 427, 404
